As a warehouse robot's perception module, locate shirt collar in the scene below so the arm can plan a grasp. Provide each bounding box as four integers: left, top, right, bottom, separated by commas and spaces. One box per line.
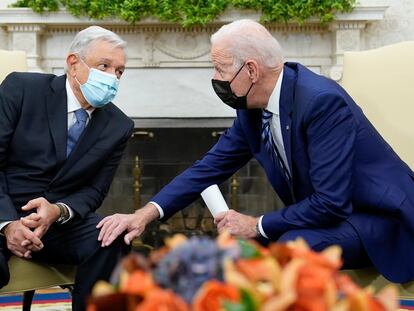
65, 78, 94, 118
266, 68, 284, 116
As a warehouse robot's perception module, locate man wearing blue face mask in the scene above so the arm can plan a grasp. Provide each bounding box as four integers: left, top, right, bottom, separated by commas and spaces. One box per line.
0, 26, 134, 311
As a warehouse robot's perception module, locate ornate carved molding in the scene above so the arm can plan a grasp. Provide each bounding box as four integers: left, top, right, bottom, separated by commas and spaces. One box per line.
0, 4, 390, 116
6, 24, 44, 32
330, 22, 366, 30
154, 32, 211, 60
5, 23, 45, 72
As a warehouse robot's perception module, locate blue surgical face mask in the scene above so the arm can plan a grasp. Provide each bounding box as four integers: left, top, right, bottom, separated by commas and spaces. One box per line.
76, 58, 120, 108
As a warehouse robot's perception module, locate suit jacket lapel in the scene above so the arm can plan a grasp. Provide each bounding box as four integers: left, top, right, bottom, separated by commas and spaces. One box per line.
279, 65, 296, 175
46, 75, 68, 166
53, 108, 109, 181
69, 107, 109, 162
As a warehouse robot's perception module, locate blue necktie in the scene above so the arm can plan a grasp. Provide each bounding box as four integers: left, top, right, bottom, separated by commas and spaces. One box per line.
261, 109, 292, 184
67, 108, 88, 157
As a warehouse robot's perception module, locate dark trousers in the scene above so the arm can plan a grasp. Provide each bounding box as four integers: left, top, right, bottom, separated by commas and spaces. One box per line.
277, 220, 372, 269
0, 213, 129, 311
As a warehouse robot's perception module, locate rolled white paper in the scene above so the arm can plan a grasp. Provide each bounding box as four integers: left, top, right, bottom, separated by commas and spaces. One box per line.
201, 184, 229, 218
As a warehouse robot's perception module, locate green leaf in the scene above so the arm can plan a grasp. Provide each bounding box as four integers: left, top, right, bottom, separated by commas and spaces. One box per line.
223, 288, 256, 311
11, 0, 356, 27
223, 301, 247, 311
238, 240, 261, 259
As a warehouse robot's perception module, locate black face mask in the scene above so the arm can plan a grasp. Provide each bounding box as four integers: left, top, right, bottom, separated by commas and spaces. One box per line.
211, 63, 254, 110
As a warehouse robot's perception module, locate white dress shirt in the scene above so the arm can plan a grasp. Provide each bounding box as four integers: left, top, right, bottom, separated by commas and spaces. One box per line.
66, 79, 94, 127
151, 70, 288, 241
264, 69, 290, 174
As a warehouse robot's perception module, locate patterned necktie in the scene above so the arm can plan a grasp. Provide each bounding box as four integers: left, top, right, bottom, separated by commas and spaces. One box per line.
67, 108, 88, 156
261, 109, 292, 184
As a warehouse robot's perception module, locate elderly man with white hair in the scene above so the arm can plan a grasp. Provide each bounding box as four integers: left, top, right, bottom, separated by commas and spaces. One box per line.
98, 19, 414, 284
0, 26, 133, 310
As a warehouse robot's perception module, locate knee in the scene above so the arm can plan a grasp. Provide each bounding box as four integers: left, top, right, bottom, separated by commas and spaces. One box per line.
106, 234, 130, 255
278, 230, 308, 243
0, 275, 10, 288
77, 232, 129, 265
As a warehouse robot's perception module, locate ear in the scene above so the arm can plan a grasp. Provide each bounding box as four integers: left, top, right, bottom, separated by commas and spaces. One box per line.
245, 60, 259, 83
66, 54, 79, 77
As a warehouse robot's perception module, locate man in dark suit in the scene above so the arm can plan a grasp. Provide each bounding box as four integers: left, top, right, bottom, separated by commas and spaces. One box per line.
97, 20, 414, 283
0, 26, 134, 310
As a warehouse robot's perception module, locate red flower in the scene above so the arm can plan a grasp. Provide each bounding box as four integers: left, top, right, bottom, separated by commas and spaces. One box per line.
193, 280, 240, 311
122, 271, 157, 296
136, 288, 189, 311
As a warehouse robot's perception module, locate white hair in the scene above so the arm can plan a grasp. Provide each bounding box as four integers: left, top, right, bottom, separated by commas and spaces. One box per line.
211, 19, 284, 69
68, 25, 127, 59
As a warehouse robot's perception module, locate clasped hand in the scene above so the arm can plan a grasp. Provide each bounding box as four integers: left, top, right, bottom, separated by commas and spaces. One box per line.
4, 197, 60, 258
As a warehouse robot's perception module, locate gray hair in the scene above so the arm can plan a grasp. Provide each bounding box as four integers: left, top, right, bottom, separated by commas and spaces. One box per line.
211, 19, 284, 69
68, 25, 127, 58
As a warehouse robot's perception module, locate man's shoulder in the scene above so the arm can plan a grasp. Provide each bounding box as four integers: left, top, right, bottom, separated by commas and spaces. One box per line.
103, 103, 131, 121
4, 71, 56, 84
288, 62, 345, 99
0, 72, 61, 103
1, 72, 58, 93
102, 103, 134, 128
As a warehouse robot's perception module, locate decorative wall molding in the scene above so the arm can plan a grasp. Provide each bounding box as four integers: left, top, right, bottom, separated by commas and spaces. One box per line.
0, 4, 389, 118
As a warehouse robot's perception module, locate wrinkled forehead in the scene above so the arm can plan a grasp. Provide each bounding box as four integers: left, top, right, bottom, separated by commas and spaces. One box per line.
87, 39, 125, 57
85, 40, 126, 63
211, 40, 234, 68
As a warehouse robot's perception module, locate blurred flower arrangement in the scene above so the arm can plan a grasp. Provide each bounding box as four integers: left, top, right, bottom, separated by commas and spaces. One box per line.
87, 232, 398, 311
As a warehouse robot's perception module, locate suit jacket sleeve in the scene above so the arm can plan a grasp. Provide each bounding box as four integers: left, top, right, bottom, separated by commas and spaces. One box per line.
0, 73, 23, 221
151, 115, 253, 219
262, 91, 356, 239
59, 120, 134, 219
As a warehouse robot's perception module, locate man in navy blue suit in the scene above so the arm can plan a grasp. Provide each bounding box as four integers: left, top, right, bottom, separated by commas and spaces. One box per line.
98, 20, 414, 283
0, 26, 134, 310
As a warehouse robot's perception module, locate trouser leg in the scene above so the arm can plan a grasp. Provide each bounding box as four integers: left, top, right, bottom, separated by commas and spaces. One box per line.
277, 221, 372, 269
31, 213, 130, 311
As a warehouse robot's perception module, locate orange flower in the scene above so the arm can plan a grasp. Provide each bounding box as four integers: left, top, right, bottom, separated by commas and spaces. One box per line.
295, 264, 336, 311
135, 288, 189, 311
217, 231, 238, 249
336, 275, 397, 311
86, 305, 97, 311
235, 257, 281, 298
292, 248, 341, 271
268, 244, 295, 266
276, 240, 341, 311
193, 280, 240, 311
121, 270, 157, 296
236, 258, 280, 283
269, 239, 342, 271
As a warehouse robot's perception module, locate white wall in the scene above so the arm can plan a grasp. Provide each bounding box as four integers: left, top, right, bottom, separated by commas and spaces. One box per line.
0, 0, 15, 9
362, 0, 414, 48
0, 0, 12, 48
